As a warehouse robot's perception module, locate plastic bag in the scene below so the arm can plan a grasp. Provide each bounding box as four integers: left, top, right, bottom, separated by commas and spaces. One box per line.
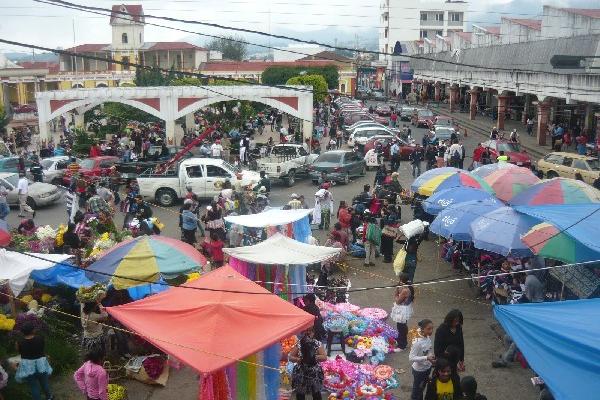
393, 248, 407, 276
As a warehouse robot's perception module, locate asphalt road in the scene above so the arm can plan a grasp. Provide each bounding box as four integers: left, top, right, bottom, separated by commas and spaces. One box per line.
5, 114, 539, 400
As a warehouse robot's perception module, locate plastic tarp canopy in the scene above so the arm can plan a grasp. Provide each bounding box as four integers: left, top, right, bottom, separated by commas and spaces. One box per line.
0, 249, 74, 295
494, 299, 600, 400
223, 233, 342, 265
106, 265, 315, 373
224, 208, 313, 228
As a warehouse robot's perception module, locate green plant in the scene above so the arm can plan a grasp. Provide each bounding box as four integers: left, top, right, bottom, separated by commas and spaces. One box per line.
262, 65, 339, 89
286, 74, 328, 103
72, 127, 95, 156
207, 35, 248, 61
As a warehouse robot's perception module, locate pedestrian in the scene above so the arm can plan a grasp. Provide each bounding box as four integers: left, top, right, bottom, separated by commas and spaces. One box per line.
302, 294, 326, 340
73, 348, 109, 400
15, 322, 54, 400
0, 184, 9, 220
390, 140, 401, 171
496, 150, 510, 164
30, 158, 44, 183
80, 300, 108, 355
289, 326, 327, 400
460, 376, 487, 400
398, 232, 423, 282
448, 141, 462, 169
313, 183, 333, 230
575, 133, 588, 155
17, 172, 35, 218
410, 145, 424, 177
391, 273, 414, 351
526, 117, 534, 136
409, 319, 435, 400
288, 193, 303, 210
390, 110, 398, 128
180, 201, 198, 245
211, 139, 223, 159
434, 309, 465, 373
424, 357, 461, 400
509, 129, 519, 143
206, 231, 225, 268
374, 164, 387, 186
362, 210, 380, 267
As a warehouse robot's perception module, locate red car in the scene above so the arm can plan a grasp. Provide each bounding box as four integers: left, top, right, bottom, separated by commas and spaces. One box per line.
411, 109, 435, 128
363, 136, 416, 160
473, 140, 532, 167
63, 156, 119, 185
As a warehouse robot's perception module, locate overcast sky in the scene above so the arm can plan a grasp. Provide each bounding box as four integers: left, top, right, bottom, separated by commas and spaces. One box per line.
0, 0, 598, 52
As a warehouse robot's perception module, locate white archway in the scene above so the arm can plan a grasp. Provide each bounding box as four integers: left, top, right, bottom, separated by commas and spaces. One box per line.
35, 85, 313, 143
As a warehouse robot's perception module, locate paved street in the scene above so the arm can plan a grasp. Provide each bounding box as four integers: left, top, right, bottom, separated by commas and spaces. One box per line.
4, 115, 540, 399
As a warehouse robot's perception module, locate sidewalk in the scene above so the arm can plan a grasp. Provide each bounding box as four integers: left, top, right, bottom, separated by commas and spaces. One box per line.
429, 103, 547, 160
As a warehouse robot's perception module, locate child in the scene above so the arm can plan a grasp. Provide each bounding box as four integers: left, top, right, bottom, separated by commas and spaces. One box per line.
424, 357, 461, 400
409, 319, 435, 400
74, 349, 109, 400
206, 232, 225, 268
460, 376, 487, 400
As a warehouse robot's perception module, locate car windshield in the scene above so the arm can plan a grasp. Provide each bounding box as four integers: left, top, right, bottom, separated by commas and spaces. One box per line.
588, 158, 599, 171
40, 159, 54, 169
3, 174, 19, 187
436, 119, 452, 126
222, 161, 237, 173
79, 159, 95, 169
315, 153, 343, 163
418, 110, 434, 117
497, 142, 521, 152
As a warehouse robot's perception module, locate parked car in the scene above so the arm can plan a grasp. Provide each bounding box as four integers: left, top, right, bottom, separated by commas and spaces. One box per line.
375, 104, 393, 116
0, 156, 33, 174
63, 156, 120, 186
433, 126, 457, 142
475, 140, 532, 168
363, 136, 416, 161
411, 109, 435, 127
256, 144, 318, 187
137, 158, 261, 206
343, 120, 383, 134
537, 152, 599, 184
0, 172, 61, 209
371, 90, 387, 101
309, 150, 366, 185
399, 106, 418, 121
40, 156, 78, 185
342, 112, 372, 127
348, 127, 394, 148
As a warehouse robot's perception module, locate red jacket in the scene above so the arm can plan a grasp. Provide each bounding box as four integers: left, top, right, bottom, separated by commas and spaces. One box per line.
338, 208, 351, 229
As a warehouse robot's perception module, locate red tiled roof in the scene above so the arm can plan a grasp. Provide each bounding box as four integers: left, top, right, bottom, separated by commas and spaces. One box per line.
202, 60, 339, 72
455, 31, 472, 42
64, 44, 109, 53
144, 42, 207, 51
297, 51, 352, 63
110, 4, 144, 24
485, 26, 500, 35
560, 8, 600, 19
17, 61, 60, 74
503, 18, 542, 30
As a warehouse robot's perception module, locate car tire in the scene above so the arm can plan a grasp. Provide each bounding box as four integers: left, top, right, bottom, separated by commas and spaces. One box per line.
286, 170, 296, 187
344, 172, 350, 185
26, 197, 37, 210
156, 188, 177, 207
546, 171, 558, 179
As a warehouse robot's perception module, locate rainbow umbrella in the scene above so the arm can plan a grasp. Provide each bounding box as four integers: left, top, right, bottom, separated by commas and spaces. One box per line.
86, 235, 206, 289
521, 222, 600, 263
472, 163, 517, 178
509, 178, 600, 206
415, 171, 493, 197
484, 166, 540, 202
0, 220, 10, 247
410, 167, 461, 193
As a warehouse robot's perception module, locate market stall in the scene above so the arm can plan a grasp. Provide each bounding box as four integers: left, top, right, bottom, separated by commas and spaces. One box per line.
224, 233, 343, 300
106, 265, 315, 400
224, 208, 313, 244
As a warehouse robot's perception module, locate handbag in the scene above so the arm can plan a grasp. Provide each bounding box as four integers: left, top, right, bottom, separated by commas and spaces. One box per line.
393, 248, 407, 276
391, 302, 413, 323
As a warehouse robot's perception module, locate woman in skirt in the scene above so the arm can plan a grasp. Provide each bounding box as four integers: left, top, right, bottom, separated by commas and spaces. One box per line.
289, 326, 327, 400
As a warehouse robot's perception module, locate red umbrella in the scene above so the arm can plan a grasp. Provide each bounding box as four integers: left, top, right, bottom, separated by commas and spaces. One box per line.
0, 220, 10, 247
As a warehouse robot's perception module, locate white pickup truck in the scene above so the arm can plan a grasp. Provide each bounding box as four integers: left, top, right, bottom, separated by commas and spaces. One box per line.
136, 158, 261, 206
256, 144, 318, 187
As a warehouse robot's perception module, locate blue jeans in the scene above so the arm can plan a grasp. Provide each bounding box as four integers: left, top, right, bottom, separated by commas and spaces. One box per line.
411, 367, 431, 400
0, 202, 9, 220
412, 162, 421, 177
26, 372, 52, 400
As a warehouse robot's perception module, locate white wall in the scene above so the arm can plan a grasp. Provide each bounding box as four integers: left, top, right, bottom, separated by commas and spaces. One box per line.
500, 20, 540, 45
542, 6, 600, 39
111, 23, 144, 51
273, 45, 324, 62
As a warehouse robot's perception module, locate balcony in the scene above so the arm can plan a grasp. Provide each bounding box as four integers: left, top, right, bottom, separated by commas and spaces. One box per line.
421, 19, 443, 27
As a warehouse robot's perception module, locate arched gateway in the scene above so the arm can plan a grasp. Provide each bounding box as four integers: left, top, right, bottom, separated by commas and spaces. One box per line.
35, 85, 314, 143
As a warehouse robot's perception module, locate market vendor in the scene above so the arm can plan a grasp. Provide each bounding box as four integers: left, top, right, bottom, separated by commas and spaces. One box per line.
289, 326, 327, 400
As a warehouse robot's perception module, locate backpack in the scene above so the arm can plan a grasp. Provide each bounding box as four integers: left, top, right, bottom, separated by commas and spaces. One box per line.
451, 149, 461, 163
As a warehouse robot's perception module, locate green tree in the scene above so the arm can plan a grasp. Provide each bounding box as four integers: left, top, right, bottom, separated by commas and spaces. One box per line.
134, 66, 171, 86
286, 74, 328, 103
207, 35, 248, 61
262, 65, 339, 89
0, 105, 8, 134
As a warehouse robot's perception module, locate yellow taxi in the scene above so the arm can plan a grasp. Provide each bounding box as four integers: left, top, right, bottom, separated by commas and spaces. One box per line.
537, 152, 599, 185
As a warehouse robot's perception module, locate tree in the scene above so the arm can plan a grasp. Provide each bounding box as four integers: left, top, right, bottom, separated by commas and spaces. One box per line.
262, 65, 339, 89
134, 66, 171, 86
0, 105, 8, 134
207, 35, 248, 61
286, 74, 328, 103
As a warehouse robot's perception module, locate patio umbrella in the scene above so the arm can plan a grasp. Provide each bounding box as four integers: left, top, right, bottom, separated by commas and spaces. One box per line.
0, 220, 10, 247
483, 166, 540, 202
412, 170, 492, 197
469, 206, 539, 257
521, 222, 600, 264
423, 187, 499, 216
516, 204, 600, 263
509, 178, 600, 206
410, 167, 461, 193
86, 235, 206, 289
430, 199, 504, 241
471, 162, 517, 178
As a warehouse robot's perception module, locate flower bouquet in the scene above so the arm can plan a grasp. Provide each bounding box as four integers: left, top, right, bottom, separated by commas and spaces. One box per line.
76, 284, 107, 303
321, 357, 358, 392
357, 308, 388, 320
35, 225, 57, 241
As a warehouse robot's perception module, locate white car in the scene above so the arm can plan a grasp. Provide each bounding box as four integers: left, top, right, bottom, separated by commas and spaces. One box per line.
39, 156, 78, 185
345, 121, 386, 134
0, 172, 62, 209
348, 127, 395, 147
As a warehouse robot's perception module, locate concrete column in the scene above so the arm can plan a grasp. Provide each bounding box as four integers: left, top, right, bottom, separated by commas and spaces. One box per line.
165, 119, 176, 145
497, 96, 509, 130
449, 86, 459, 113
536, 101, 550, 146
584, 103, 594, 132
434, 83, 441, 102
74, 108, 85, 129
522, 94, 530, 124
185, 112, 195, 134
469, 90, 478, 120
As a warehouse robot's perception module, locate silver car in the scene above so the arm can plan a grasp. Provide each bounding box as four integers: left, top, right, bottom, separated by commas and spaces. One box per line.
0, 172, 62, 209
39, 156, 74, 185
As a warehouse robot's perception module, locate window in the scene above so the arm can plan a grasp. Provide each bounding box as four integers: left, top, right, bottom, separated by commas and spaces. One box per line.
206, 165, 231, 178
384, 28, 389, 38
437, 30, 443, 36
435, 13, 444, 21
420, 30, 428, 39
450, 12, 461, 22
122, 33, 128, 44
544, 154, 563, 164
176, 54, 182, 69
420, 12, 427, 21
573, 159, 589, 170
562, 157, 573, 167
99, 161, 114, 168
186, 166, 203, 178
122, 56, 130, 71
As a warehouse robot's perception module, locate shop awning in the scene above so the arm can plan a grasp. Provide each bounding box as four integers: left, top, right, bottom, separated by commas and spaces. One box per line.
223, 233, 341, 265
106, 265, 315, 373
224, 208, 313, 228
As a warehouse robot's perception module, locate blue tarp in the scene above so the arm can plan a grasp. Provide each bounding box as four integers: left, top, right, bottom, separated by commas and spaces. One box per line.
494, 299, 600, 400
127, 279, 169, 301
30, 264, 94, 289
